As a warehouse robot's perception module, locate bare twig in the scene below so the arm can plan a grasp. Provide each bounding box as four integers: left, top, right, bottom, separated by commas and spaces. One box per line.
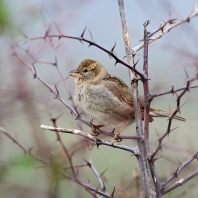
151, 85, 198, 99
161, 150, 198, 188
133, 5, 198, 53
86, 144, 107, 193
149, 75, 198, 160
0, 126, 28, 154
40, 125, 139, 155
162, 169, 198, 195
27, 32, 145, 79
49, 114, 77, 177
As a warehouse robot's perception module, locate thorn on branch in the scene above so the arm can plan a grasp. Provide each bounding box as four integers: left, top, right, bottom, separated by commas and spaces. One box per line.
53, 56, 58, 67
114, 60, 119, 66
72, 105, 80, 119
49, 113, 63, 124
110, 128, 115, 135
143, 20, 150, 27
75, 168, 79, 177
53, 21, 62, 34
171, 85, 175, 96
100, 168, 108, 177
133, 59, 139, 68
96, 141, 100, 150
111, 42, 116, 54
83, 159, 91, 167
184, 67, 189, 79
32, 63, 37, 79
54, 82, 60, 99
28, 147, 34, 154
44, 25, 51, 40
111, 186, 115, 198
176, 157, 182, 166
169, 18, 177, 24
154, 156, 162, 162
80, 27, 86, 38
87, 28, 93, 41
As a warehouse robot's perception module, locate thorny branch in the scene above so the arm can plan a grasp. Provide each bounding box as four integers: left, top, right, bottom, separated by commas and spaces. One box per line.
149, 74, 198, 161
27, 30, 145, 80
161, 150, 198, 190
0, 126, 28, 154
151, 85, 198, 99
40, 125, 139, 155
86, 144, 107, 193
132, 4, 198, 53
162, 169, 198, 195
49, 114, 77, 179
142, 21, 162, 198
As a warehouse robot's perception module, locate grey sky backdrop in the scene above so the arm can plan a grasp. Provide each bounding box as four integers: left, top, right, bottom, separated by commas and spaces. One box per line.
0, 1, 198, 197
1, 0, 197, 132
3, 0, 198, 86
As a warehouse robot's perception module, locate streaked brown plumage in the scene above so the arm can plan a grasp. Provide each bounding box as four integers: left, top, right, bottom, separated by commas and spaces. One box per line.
70, 59, 185, 139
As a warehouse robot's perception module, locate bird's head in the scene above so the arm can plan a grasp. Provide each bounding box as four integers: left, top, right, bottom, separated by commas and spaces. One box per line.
69, 59, 108, 83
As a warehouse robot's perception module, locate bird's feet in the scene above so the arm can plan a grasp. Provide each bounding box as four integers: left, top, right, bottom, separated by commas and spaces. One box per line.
91, 124, 104, 136
111, 134, 123, 145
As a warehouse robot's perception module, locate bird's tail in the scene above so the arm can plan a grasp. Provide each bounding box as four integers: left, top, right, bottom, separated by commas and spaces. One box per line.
149, 108, 186, 122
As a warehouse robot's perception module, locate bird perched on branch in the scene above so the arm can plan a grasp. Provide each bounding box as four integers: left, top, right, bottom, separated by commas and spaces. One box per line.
69, 59, 185, 141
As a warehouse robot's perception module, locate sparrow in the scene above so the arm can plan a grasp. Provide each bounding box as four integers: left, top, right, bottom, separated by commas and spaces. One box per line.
69, 59, 185, 141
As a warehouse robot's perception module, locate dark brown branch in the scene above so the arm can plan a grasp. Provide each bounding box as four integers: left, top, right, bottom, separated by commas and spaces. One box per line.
149, 75, 198, 160
49, 115, 77, 177
151, 85, 198, 99
27, 34, 145, 79
142, 20, 162, 197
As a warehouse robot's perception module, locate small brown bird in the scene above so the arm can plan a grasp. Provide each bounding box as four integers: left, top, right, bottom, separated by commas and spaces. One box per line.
70, 59, 185, 140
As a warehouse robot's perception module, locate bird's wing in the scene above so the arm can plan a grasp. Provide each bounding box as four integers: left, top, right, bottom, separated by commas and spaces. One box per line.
103, 74, 134, 106
101, 74, 154, 122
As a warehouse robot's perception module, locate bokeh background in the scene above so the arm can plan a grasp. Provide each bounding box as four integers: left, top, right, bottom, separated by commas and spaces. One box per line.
0, 0, 198, 197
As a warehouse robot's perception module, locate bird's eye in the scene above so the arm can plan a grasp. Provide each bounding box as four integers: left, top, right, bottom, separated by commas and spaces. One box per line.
83, 69, 88, 73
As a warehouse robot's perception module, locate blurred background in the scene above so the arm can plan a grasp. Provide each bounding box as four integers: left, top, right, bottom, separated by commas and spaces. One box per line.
0, 0, 198, 197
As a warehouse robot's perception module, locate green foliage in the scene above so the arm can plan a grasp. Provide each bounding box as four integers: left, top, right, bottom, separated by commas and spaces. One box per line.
0, 0, 12, 30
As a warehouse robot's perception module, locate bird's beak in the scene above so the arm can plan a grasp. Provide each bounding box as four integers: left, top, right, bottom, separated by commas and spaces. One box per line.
69, 68, 81, 78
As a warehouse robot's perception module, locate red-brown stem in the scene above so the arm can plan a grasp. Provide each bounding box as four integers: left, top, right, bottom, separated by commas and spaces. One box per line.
50, 117, 76, 178
29, 34, 145, 79
143, 21, 162, 198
